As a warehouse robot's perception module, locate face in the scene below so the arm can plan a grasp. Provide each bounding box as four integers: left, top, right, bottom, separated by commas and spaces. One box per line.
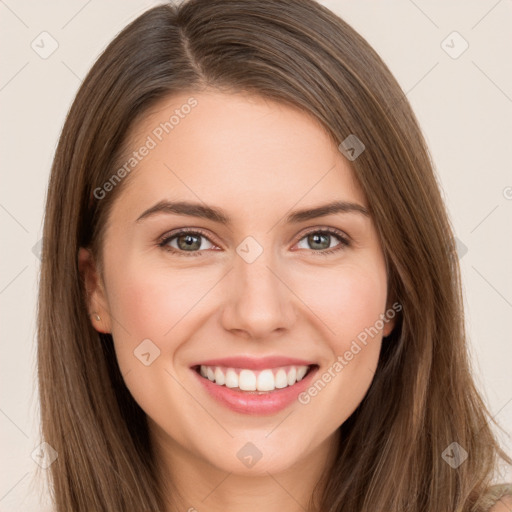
79, 90, 394, 479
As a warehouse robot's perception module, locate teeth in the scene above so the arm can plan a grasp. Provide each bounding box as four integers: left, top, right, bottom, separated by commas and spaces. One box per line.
275, 369, 288, 389
287, 366, 297, 386
257, 369, 275, 391
296, 366, 308, 381
214, 367, 225, 386
198, 364, 311, 392
239, 369, 256, 391
225, 368, 238, 388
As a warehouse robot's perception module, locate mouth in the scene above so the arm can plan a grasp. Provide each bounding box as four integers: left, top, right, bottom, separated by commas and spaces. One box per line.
190, 356, 319, 414
192, 363, 318, 394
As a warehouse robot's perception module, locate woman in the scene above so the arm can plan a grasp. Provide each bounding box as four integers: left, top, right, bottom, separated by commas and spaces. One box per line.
36, 0, 512, 510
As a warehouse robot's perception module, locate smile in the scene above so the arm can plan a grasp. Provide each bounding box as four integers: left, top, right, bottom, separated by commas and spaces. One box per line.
196, 364, 312, 392
190, 356, 319, 415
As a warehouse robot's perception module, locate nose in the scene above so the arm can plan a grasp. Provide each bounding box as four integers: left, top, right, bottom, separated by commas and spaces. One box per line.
220, 244, 297, 339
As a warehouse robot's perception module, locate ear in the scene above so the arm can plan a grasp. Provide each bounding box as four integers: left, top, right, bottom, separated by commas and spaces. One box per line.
78, 247, 112, 333
383, 315, 395, 338
382, 299, 399, 338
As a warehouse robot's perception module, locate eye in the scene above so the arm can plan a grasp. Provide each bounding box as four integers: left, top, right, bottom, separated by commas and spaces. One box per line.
295, 228, 350, 256
158, 228, 216, 256
157, 227, 350, 257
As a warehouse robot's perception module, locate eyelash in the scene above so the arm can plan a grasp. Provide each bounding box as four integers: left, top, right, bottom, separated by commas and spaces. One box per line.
157, 227, 351, 257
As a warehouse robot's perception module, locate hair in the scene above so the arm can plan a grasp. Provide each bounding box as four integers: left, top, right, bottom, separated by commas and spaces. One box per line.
36, 0, 512, 510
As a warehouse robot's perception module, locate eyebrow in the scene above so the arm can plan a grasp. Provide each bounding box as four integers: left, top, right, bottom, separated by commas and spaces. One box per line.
135, 199, 370, 225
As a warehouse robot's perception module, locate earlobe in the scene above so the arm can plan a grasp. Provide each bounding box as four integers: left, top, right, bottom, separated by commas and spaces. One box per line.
77, 247, 112, 333
383, 318, 395, 338
382, 300, 398, 338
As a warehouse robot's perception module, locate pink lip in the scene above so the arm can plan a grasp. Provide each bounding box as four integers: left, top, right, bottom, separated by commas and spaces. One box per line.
192, 356, 316, 371
191, 363, 319, 416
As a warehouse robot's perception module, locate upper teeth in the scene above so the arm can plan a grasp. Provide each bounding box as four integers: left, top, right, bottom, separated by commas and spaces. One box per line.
199, 365, 309, 391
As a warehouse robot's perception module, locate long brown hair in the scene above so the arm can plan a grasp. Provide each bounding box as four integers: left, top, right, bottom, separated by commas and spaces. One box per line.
37, 0, 511, 510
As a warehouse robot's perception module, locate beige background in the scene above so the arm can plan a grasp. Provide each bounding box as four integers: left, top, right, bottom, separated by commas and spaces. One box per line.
1, 0, 511, 510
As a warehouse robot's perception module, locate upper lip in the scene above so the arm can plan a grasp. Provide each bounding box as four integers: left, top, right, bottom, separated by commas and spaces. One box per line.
192, 356, 316, 371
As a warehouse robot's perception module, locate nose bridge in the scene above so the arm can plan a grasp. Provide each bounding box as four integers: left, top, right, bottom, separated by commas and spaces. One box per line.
221, 234, 295, 337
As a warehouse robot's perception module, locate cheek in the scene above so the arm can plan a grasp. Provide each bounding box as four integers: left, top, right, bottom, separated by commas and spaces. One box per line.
103, 258, 207, 423
103, 254, 212, 380
106, 255, 214, 338
297, 259, 388, 345
293, 261, 387, 423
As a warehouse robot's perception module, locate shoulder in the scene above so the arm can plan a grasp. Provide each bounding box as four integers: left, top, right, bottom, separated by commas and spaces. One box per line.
482, 483, 512, 512
488, 494, 512, 512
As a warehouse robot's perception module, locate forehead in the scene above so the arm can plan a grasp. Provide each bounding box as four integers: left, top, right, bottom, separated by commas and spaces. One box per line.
112, 90, 367, 219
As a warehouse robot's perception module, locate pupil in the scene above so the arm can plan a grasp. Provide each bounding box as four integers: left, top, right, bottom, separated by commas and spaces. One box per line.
310, 233, 329, 250
179, 234, 200, 251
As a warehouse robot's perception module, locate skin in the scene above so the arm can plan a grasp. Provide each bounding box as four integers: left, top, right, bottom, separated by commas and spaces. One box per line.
490, 496, 512, 512
79, 90, 395, 512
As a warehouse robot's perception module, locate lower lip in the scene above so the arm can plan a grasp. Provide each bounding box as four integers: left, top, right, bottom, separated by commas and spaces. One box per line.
192, 366, 318, 415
